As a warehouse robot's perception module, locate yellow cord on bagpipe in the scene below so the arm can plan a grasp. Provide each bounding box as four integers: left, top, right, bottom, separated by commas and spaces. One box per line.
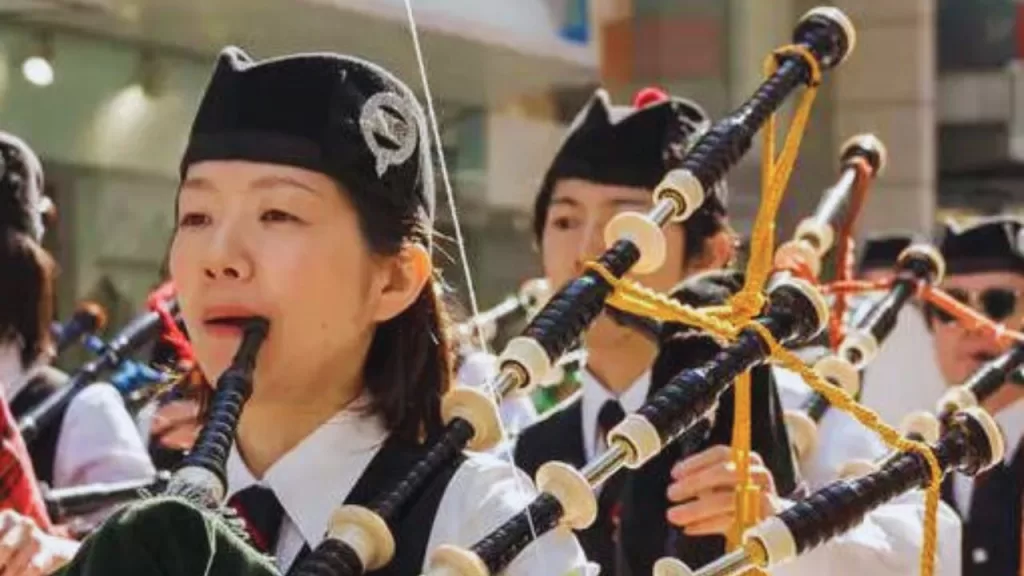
728, 370, 759, 560
723, 44, 822, 566
585, 43, 945, 576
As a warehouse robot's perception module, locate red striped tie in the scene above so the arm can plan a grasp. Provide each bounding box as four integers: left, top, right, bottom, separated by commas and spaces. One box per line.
226, 485, 285, 554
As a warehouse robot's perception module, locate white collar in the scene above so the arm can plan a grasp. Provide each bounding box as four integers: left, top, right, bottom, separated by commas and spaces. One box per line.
225, 400, 389, 548
994, 398, 1024, 464
0, 342, 35, 402
579, 368, 651, 460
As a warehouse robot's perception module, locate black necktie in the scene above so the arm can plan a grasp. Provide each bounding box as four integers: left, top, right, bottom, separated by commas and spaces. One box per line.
227, 485, 285, 554
597, 399, 626, 451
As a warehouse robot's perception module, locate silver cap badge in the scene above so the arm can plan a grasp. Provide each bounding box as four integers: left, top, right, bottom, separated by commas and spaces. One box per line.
360, 92, 418, 177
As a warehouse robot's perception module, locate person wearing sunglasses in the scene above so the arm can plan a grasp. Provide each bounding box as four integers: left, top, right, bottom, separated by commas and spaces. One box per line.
768, 231, 964, 576
926, 216, 1024, 576
777, 234, 923, 478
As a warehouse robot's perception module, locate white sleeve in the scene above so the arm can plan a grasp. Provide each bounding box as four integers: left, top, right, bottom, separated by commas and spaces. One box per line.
799, 409, 889, 489
426, 454, 598, 575
53, 382, 156, 488
774, 367, 812, 410
456, 351, 498, 388
768, 491, 962, 576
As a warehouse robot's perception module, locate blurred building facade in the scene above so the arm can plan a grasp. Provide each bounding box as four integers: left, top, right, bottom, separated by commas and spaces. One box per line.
937, 0, 1024, 223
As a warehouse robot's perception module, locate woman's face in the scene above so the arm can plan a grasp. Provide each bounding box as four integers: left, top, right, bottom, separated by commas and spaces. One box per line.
930, 271, 1024, 386
169, 161, 390, 399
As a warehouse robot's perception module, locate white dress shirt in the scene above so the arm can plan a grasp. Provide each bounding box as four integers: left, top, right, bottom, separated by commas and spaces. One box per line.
853, 299, 948, 426
773, 366, 962, 576
951, 397, 1024, 517
775, 367, 888, 487
578, 368, 650, 460
225, 401, 596, 574
0, 343, 155, 491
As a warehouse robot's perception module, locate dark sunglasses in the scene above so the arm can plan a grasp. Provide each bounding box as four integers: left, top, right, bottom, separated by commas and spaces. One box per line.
925, 287, 1022, 325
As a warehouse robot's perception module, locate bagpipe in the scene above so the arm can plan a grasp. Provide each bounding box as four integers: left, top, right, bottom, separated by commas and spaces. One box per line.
49, 302, 176, 410
651, 403, 1001, 576
652, 323, 1017, 575
454, 278, 552, 350
648, 257, 1017, 575
52, 316, 275, 576
17, 284, 180, 445
410, 5, 993, 576
53, 4, 1005, 576
0, 287, 183, 530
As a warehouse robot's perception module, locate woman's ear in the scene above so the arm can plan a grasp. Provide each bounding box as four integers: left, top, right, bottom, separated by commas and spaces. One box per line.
372, 243, 432, 323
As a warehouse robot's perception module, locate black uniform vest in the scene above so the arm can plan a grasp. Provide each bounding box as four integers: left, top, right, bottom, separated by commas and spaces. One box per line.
289, 434, 467, 575
514, 335, 797, 576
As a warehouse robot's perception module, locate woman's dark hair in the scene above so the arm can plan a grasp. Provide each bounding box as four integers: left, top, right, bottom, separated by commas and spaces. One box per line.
682, 210, 731, 263
347, 187, 454, 443
0, 230, 56, 368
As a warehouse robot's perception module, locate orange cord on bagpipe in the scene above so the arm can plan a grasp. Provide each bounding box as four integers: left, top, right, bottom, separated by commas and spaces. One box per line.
820, 277, 1024, 345
769, 156, 874, 352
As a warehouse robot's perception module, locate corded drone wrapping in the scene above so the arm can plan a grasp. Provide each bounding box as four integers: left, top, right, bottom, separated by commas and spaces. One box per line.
373, 419, 475, 521
290, 540, 365, 576
683, 60, 806, 192
473, 493, 564, 573
639, 326, 770, 443
639, 279, 824, 444
176, 369, 251, 489
523, 241, 640, 360
778, 412, 989, 556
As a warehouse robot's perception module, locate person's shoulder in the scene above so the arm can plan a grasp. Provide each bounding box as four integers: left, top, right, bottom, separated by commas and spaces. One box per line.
65, 381, 137, 432
69, 381, 124, 409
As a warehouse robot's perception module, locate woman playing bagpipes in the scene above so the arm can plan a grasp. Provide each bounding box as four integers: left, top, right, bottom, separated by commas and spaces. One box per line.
54, 46, 593, 576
